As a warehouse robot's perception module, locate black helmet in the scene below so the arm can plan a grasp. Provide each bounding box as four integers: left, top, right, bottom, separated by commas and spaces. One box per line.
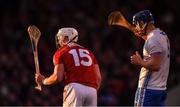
133, 10, 154, 25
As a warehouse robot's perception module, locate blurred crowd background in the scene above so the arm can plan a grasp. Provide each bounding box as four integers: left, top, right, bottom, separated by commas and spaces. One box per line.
0, 0, 180, 106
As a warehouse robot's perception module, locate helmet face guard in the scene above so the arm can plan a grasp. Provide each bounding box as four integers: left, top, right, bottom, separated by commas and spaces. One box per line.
135, 21, 147, 31
132, 10, 154, 36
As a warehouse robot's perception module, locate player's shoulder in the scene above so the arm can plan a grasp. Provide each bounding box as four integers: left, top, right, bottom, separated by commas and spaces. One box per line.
153, 28, 167, 37
73, 44, 95, 55
67, 43, 95, 55
54, 45, 70, 57
69, 43, 89, 50
149, 28, 166, 40
79, 45, 94, 54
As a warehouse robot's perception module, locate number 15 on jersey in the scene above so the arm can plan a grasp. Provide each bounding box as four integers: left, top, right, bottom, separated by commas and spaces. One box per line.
69, 49, 93, 67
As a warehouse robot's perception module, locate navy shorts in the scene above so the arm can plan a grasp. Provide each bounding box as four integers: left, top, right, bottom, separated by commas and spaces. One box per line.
134, 88, 167, 106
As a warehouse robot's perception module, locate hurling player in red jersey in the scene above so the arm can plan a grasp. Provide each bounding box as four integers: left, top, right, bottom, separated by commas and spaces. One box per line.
35, 27, 101, 106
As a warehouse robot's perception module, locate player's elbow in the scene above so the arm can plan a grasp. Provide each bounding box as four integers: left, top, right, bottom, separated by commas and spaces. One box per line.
94, 64, 102, 86
96, 69, 102, 84
97, 74, 102, 83
96, 73, 102, 90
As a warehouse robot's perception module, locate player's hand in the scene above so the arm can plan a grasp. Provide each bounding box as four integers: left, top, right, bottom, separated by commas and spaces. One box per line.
35, 73, 45, 84
130, 51, 143, 65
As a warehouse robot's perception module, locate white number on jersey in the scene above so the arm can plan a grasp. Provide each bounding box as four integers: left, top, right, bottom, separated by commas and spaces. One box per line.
69, 49, 93, 67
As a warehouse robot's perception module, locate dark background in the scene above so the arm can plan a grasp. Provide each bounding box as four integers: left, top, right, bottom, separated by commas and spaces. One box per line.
0, 0, 180, 105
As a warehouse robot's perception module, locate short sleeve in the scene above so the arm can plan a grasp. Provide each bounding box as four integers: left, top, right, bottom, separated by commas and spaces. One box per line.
147, 36, 163, 55
53, 50, 63, 65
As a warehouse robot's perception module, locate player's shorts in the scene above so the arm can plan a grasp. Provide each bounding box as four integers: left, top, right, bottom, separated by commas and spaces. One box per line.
63, 82, 97, 107
134, 88, 167, 106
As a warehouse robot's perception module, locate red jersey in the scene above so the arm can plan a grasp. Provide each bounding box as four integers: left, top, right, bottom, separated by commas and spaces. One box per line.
53, 43, 100, 89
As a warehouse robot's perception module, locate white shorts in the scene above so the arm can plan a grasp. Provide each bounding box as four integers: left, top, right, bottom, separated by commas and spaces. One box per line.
63, 82, 97, 107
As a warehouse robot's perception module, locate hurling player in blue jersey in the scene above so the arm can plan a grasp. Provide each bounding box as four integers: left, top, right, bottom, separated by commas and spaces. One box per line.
130, 10, 170, 106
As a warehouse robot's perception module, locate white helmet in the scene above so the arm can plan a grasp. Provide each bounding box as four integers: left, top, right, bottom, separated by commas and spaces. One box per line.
56, 28, 78, 48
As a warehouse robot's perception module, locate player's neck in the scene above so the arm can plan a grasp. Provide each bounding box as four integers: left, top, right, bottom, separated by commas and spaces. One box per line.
146, 24, 156, 35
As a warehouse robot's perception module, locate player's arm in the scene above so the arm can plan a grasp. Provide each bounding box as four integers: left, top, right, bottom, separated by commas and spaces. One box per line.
94, 64, 101, 90
131, 51, 161, 71
36, 64, 64, 85
42, 64, 64, 85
